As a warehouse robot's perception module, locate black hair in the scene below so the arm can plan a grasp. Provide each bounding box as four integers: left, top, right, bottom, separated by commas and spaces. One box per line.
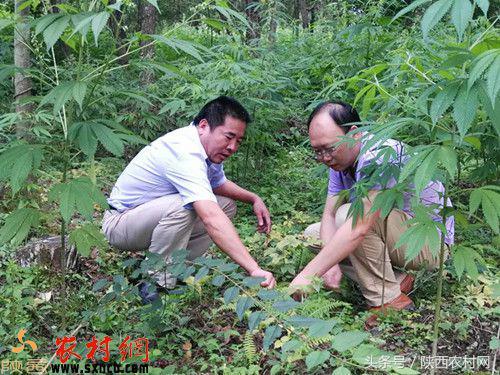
193, 96, 251, 129
307, 100, 361, 134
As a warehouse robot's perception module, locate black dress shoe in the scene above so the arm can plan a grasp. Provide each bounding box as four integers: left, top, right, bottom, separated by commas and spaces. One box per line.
138, 281, 159, 304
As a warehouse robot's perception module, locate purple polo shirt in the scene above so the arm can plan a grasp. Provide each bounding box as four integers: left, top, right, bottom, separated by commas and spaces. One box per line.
328, 135, 454, 244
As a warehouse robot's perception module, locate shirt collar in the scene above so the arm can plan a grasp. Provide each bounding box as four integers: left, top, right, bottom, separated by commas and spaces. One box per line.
189, 122, 209, 162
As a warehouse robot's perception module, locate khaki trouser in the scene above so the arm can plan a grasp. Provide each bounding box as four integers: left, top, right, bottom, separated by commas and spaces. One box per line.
102, 195, 236, 287
304, 204, 443, 306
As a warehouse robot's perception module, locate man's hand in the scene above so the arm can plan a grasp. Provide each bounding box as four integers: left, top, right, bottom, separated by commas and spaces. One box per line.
322, 264, 343, 290
289, 274, 314, 301
250, 268, 276, 288
252, 196, 271, 234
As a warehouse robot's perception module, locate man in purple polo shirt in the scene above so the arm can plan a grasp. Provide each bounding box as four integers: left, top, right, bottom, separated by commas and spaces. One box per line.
290, 101, 454, 324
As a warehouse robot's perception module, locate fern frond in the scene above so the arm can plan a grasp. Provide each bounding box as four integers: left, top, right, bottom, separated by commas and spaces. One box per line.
305, 335, 333, 350
244, 331, 257, 363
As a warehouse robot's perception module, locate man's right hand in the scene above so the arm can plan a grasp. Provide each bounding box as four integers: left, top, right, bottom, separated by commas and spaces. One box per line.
322, 264, 343, 290
250, 268, 276, 289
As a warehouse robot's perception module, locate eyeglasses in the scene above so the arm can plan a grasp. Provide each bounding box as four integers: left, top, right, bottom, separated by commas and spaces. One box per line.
311, 144, 339, 161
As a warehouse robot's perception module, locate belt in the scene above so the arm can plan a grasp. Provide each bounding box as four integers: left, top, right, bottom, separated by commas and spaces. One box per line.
108, 204, 118, 211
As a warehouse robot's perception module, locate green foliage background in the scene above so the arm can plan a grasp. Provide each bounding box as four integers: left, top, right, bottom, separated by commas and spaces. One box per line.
0, 0, 498, 373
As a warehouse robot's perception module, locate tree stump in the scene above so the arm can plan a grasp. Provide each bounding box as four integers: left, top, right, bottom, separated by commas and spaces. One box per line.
15, 236, 79, 270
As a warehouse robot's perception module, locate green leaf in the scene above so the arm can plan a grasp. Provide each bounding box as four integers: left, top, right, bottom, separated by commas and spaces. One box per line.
413, 148, 438, 192
453, 83, 479, 137
482, 190, 499, 234
69, 12, 94, 38
272, 300, 300, 313
263, 325, 282, 351
437, 146, 457, 178
429, 82, 459, 124
194, 266, 209, 281
399, 146, 433, 183
490, 337, 500, 350
452, 245, 466, 278
332, 367, 351, 375
152, 35, 204, 61
475, 0, 489, 14
69, 223, 108, 257
0, 144, 43, 194
218, 263, 239, 272
421, 0, 453, 40
468, 50, 498, 89
69, 122, 97, 157
49, 177, 107, 222
35, 13, 62, 35
286, 316, 322, 328
0, 19, 13, 32
397, 209, 444, 261
72, 81, 87, 110
281, 339, 302, 354
478, 81, 500, 136
248, 311, 266, 331
158, 99, 187, 116
92, 123, 124, 156
392, 0, 433, 21
242, 276, 265, 288
40, 82, 74, 114
91, 12, 110, 46
223, 286, 239, 304
305, 350, 330, 370
352, 344, 390, 365
331, 331, 369, 353
235, 296, 254, 320
43, 15, 70, 50
451, 0, 472, 41
308, 320, 337, 338
202, 18, 226, 31
469, 186, 500, 233
257, 289, 281, 301
92, 278, 110, 292
486, 54, 500, 106
211, 274, 225, 287
0, 208, 40, 245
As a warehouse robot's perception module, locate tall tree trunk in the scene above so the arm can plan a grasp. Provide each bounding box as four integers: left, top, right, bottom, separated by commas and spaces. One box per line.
298, 0, 309, 29
138, 0, 158, 86
108, 0, 129, 65
14, 0, 33, 140
244, 0, 261, 41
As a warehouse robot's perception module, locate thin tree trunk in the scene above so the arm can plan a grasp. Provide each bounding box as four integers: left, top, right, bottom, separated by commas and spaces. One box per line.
138, 0, 158, 86
108, 0, 129, 65
298, 0, 309, 29
244, 0, 261, 41
14, 0, 34, 140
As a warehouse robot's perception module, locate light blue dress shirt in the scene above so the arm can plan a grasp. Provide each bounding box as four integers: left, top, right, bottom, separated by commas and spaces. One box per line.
108, 124, 226, 212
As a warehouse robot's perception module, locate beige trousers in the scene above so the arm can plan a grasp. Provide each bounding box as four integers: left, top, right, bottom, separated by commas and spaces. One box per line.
102, 195, 237, 287
304, 204, 442, 306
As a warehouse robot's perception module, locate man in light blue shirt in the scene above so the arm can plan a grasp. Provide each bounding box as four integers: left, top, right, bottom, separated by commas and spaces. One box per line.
102, 96, 275, 298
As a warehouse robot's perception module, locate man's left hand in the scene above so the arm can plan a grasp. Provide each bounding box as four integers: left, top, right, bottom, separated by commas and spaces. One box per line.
252, 196, 271, 234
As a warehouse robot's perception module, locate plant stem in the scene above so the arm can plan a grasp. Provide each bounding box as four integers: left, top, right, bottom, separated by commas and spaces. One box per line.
381, 217, 388, 311
430, 188, 448, 375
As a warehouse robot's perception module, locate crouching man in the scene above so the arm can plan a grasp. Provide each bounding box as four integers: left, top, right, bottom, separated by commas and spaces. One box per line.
103, 96, 276, 301
290, 101, 454, 326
